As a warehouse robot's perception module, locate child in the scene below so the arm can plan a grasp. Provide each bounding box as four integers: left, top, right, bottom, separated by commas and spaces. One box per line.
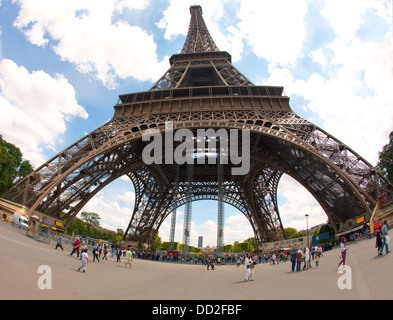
125, 248, 133, 268
78, 249, 89, 272
315, 253, 319, 268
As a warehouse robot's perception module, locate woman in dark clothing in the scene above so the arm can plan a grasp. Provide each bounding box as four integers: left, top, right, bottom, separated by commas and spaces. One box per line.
376, 227, 383, 256
296, 250, 302, 272
92, 243, 100, 263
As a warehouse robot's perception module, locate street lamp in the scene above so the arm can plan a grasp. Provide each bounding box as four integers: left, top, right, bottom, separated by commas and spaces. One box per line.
305, 214, 309, 248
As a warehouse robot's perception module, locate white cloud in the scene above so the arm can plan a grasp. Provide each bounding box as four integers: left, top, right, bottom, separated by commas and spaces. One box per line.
13, 0, 168, 89
0, 58, 87, 166
321, 0, 391, 42
236, 0, 308, 65
226, 213, 248, 226
278, 175, 327, 231
259, 1, 393, 165
115, 191, 135, 205
156, 0, 191, 41
81, 193, 133, 231
225, 213, 254, 243
115, 0, 148, 12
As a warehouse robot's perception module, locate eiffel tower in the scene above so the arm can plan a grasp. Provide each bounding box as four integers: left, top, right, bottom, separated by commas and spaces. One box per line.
2, 5, 393, 246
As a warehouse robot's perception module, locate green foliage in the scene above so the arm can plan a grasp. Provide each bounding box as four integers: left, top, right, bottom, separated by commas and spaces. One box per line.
378, 131, 393, 184
161, 241, 171, 251
66, 215, 123, 243
222, 238, 255, 253
149, 232, 162, 251
319, 222, 335, 236
80, 211, 101, 228
0, 135, 33, 195
284, 227, 298, 239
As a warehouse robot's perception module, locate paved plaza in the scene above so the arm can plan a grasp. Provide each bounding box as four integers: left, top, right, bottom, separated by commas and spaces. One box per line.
1, 220, 393, 300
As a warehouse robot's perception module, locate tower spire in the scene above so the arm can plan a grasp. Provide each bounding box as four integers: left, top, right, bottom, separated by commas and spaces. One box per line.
150, 5, 253, 90
181, 5, 219, 53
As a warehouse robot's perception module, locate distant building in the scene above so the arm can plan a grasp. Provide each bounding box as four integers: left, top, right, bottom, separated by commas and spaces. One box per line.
198, 236, 203, 248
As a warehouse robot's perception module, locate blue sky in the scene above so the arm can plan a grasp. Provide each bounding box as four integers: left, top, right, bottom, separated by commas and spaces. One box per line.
1, 0, 392, 247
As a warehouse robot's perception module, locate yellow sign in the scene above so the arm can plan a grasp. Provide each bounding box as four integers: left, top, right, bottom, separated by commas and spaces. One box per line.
55, 220, 63, 227
357, 216, 365, 224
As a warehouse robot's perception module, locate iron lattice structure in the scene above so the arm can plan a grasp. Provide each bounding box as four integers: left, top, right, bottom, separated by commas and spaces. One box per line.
2, 6, 393, 245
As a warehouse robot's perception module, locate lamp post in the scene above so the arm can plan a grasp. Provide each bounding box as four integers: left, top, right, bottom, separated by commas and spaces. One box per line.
305, 214, 309, 248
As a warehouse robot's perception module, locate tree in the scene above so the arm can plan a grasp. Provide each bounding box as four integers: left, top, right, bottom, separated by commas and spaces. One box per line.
319, 222, 335, 236
116, 229, 124, 237
284, 227, 298, 239
80, 211, 101, 228
378, 131, 393, 184
0, 135, 33, 195
239, 242, 250, 252
66, 217, 123, 243
149, 232, 162, 251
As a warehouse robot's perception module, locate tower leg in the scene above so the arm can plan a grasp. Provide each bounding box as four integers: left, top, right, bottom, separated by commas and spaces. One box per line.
182, 164, 193, 253
217, 157, 224, 255
169, 163, 180, 252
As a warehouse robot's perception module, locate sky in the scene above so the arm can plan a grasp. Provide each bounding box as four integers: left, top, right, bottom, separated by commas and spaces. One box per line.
0, 0, 392, 248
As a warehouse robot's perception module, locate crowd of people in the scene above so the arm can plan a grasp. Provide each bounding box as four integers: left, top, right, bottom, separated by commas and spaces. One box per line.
61, 234, 334, 275
57, 221, 390, 278
53, 231, 347, 284
133, 244, 329, 279
56, 234, 135, 272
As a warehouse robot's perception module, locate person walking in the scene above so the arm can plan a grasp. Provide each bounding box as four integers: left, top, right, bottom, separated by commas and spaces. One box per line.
78, 249, 89, 273
338, 238, 348, 268
290, 250, 297, 272
271, 252, 276, 265
249, 254, 256, 281
245, 253, 252, 281
125, 247, 133, 268
102, 244, 108, 260
70, 237, 80, 257
376, 225, 383, 255
92, 243, 100, 263
296, 250, 302, 272
315, 252, 320, 268
116, 248, 122, 262
55, 233, 64, 251
380, 220, 391, 255
305, 248, 311, 269
79, 241, 88, 260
